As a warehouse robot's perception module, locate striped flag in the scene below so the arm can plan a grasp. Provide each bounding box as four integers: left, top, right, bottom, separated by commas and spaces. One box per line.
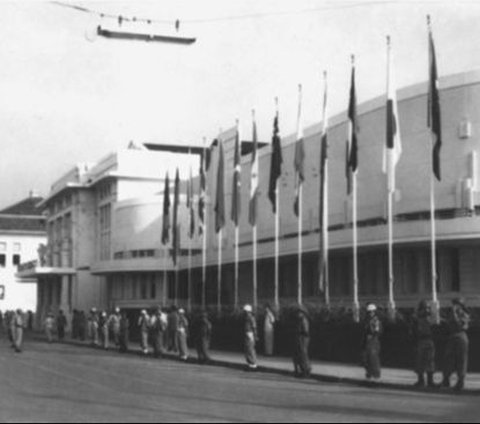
346, 58, 359, 193
231, 121, 242, 226
384, 37, 402, 193
214, 139, 225, 233
319, 73, 329, 292
294, 85, 305, 217
268, 103, 282, 213
249, 111, 259, 226
428, 21, 442, 181
161, 172, 170, 245
172, 168, 180, 265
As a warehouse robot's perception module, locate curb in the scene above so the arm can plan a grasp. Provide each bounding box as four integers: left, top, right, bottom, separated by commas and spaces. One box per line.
33, 336, 480, 396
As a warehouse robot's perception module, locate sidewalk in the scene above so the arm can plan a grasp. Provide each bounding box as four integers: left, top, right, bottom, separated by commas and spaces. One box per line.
40, 335, 480, 395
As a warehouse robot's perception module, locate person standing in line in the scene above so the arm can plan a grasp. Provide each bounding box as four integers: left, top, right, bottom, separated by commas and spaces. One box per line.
27, 311, 33, 332
243, 305, 258, 370
89, 308, 99, 347
71, 310, 78, 339
167, 306, 179, 353
264, 304, 275, 356
78, 311, 87, 341
196, 310, 212, 364
13, 309, 24, 353
177, 308, 189, 361
45, 312, 55, 344
57, 310, 67, 342
411, 300, 436, 388
99, 311, 109, 350
151, 308, 167, 358
138, 309, 150, 355
442, 298, 470, 391
362, 303, 382, 381
109, 307, 121, 348
5, 311, 13, 346
119, 311, 130, 353
293, 305, 311, 378
9, 311, 16, 348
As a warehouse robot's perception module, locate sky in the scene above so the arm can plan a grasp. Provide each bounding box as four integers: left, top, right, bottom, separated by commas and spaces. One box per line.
1, 0, 480, 209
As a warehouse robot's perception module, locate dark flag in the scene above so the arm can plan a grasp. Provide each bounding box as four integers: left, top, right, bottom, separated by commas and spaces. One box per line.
428, 21, 442, 181
231, 123, 241, 226
319, 73, 328, 292
249, 113, 259, 226
346, 57, 359, 193
172, 168, 180, 265
214, 140, 225, 233
187, 165, 195, 238
161, 172, 170, 245
268, 105, 282, 213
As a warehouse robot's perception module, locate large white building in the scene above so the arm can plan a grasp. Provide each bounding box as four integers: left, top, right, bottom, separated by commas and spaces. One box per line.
18, 69, 480, 321
0, 194, 46, 312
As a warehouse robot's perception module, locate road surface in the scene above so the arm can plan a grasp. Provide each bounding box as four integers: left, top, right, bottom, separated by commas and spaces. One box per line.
0, 336, 478, 422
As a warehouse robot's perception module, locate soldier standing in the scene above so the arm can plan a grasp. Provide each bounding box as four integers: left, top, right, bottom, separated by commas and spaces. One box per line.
412, 300, 436, 388
138, 309, 150, 355
109, 308, 121, 347
196, 311, 212, 364
45, 312, 55, 343
177, 309, 189, 361
167, 306, 179, 353
442, 298, 470, 391
99, 311, 109, 350
243, 305, 258, 370
57, 310, 67, 342
119, 312, 129, 353
264, 304, 275, 356
13, 309, 24, 353
89, 308, 99, 347
293, 305, 311, 378
151, 308, 167, 358
363, 303, 382, 381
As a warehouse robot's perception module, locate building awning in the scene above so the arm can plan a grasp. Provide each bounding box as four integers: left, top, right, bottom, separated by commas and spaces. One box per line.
16, 266, 76, 281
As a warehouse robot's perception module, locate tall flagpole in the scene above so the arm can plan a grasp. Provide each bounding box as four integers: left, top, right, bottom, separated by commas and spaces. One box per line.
274, 97, 280, 311
428, 15, 440, 323
217, 229, 222, 314
297, 85, 303, 306
163, 253, 167, 307
187, 155, 192, 312
386, 36, 395, 319
202, 138, 207, 309
234, 120, 240, 310
252, 110, 258, 311
350, 55, 360, 322
321, 71, 330, 307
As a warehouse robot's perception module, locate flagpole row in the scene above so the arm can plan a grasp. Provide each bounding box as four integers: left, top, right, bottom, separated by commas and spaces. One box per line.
352, 173, 359, 322
234, 226, 239, 309
298, 184, 303, 306
274, 180, 280, 311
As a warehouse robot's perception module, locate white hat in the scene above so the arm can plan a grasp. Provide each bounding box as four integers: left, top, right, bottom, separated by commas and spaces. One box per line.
141, 309, 147, 315
243, 304, 252, 313
178, 308, 185, 314
366, 304, 377, 312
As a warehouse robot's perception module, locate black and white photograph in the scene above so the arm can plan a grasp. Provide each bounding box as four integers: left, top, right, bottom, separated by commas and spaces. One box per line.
0, 0, 479, 422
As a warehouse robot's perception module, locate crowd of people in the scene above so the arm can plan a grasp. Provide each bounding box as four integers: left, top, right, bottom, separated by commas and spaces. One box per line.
0, 298, 472, 392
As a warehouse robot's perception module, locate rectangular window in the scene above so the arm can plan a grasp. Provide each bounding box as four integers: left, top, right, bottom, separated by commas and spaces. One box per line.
0, 254, 6, 267
13, 243, 21, 253
13, 254, 21, 266
0, 243, 6, 253
140, 275, 148, 299
150, 275, 156, 299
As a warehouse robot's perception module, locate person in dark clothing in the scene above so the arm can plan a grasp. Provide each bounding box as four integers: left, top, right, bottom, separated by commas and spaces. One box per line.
71, 310, 79, 339
411, 300, 436, 388
442, 298, 470, 391
167, 306, 179, 353
196, 311, 212, 364
99, 311, 109, 350
177, 309, 189, 361
119, 312, 130, 353
13, 310, 24, 353
363, 303, 382, 381
151, 308, 167, 358
243, 305, 258, 370
78, 311, 87, 341
57, 310, 67, 342
293, 305, 311, 378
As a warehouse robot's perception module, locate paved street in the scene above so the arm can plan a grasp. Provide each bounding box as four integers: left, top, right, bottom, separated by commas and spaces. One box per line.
0, 336, 479, 423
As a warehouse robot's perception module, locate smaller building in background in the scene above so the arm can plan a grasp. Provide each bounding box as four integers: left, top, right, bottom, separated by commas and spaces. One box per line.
0, 193, 46, 313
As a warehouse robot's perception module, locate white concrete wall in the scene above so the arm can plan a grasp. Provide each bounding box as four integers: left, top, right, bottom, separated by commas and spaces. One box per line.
0, 233, 45, 312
